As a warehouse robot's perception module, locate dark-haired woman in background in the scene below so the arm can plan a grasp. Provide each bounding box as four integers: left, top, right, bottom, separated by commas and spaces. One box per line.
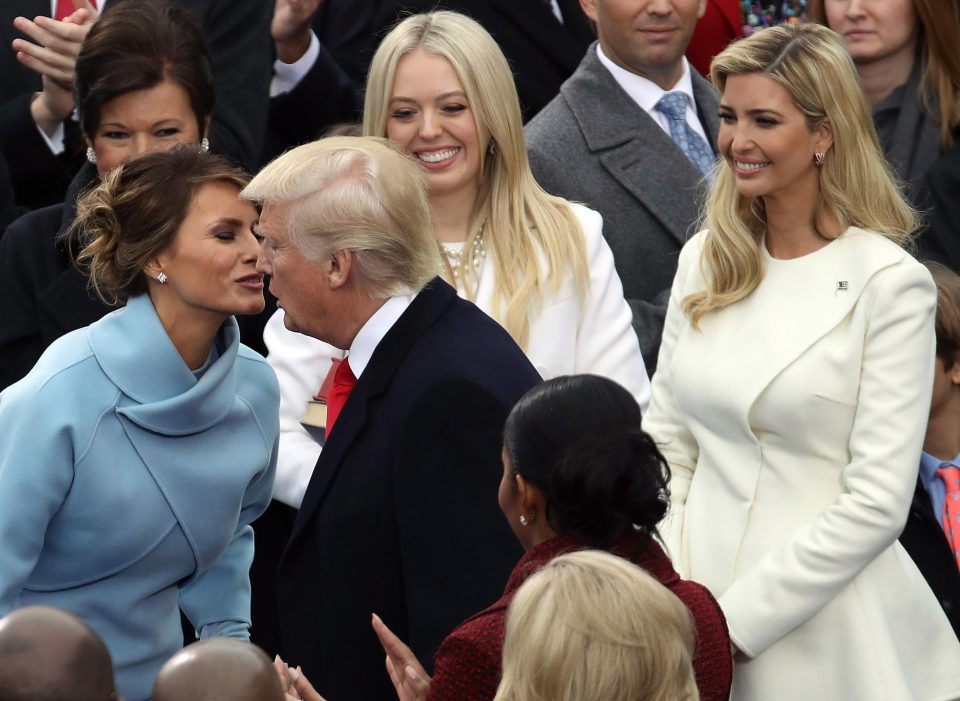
0, 148, 278, 701
0, 0, 271, 391
278, 375, 732, 701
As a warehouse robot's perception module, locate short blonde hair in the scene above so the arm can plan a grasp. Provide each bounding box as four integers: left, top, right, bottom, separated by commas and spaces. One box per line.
242, 136, 440, 299
363, 11, 587, 348
684, 24, 917, 325
494, 551, 700, 701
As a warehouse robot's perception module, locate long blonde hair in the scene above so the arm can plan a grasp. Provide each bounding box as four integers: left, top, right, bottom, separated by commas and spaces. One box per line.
684, 24, 918, 325
363, 11, 587, 349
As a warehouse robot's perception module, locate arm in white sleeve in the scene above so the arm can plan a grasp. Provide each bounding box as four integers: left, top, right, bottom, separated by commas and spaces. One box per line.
264, 308, 339, 507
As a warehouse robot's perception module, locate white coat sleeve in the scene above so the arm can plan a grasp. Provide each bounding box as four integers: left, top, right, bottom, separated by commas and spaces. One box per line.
718, 261, 936, 657
571, 206, 651, 411
642, 234, 703, 560
263, 309, 338, 508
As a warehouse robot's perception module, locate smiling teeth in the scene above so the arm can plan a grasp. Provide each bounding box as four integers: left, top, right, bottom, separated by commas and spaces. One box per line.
418, 148, 459, 163
737, 161, 769, 171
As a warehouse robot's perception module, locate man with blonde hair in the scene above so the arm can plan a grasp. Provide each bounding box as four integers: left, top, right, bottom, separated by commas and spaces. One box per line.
244, 136, 540, 701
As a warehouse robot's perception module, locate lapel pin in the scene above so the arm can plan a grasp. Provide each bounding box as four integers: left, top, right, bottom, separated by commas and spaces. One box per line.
836, 280, 849, 291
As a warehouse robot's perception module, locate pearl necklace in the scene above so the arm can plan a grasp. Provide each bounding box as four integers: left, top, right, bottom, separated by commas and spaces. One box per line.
441, 228, 486, 284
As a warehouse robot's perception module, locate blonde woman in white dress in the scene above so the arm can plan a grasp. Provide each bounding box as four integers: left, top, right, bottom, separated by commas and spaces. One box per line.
265, 11, 648, 508
644, 23, 960, 701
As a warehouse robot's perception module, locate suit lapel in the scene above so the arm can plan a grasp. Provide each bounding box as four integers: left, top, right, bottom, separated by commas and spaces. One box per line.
564, 47, 711, 245
288, 279, 458, 546
692, 70, 721, 148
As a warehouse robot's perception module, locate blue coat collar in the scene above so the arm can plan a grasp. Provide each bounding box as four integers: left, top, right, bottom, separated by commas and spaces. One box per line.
88, 294, 241, 435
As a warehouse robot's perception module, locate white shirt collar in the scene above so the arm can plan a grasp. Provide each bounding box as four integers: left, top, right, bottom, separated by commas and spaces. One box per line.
596, 43, 696, 116
347, 293, 417, 378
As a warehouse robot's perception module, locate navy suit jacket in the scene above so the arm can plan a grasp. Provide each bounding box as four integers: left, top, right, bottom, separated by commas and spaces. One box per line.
899, 477, 960, 640
277, 279, 539, 701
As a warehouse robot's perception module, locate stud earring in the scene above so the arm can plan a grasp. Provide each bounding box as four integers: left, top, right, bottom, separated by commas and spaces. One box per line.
86, 147, 97, 164
156, 271, 168, 284
814, 152, 825, 166
519, 515, 528, 526
200, 137, 210, 153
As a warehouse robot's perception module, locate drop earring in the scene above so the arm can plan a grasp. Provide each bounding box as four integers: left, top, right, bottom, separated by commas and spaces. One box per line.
86, 147, 97, 164
200, 137, 210, 153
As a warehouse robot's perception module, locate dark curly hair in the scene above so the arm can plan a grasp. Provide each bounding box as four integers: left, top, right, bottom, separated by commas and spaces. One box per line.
503, 375, 671, 549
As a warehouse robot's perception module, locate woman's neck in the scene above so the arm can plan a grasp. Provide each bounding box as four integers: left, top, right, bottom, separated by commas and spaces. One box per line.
150, 292, 224, 371
762, 180, 840, 259
856, 47, 916, 107
428, 189, 480, 243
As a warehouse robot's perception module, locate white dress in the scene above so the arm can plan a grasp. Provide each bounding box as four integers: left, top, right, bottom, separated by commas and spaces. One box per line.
644, 228, 960, 701
266, 202, 649, 507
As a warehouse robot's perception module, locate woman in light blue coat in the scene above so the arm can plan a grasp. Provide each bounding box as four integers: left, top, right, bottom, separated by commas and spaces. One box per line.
0, 149, 279, 701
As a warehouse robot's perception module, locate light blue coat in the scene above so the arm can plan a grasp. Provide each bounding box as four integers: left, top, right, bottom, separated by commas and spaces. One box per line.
0, 294, 279, 701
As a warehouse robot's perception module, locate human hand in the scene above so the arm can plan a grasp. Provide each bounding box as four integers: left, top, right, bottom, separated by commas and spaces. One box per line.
273, 656, 327, 701
371, 614, 431, 701
271, 0, 322, 64
12, 3, 99, 135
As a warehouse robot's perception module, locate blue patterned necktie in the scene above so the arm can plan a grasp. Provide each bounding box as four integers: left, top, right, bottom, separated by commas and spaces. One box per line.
655, 92, 715, 178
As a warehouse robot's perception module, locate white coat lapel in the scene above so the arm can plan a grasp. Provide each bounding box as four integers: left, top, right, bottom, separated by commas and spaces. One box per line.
697, 228, 907, 418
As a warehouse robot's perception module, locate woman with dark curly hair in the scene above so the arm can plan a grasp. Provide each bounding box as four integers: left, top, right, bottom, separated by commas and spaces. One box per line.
277, 374, 732, 701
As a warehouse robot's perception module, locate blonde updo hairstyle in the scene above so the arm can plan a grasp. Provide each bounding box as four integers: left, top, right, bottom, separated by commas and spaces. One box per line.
494, 550, 700, 701
363, 11, 587, 349
684, 24, 917, 326
67, 147, 249, 305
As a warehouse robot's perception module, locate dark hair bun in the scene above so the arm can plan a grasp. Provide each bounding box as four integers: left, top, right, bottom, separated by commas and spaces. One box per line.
504, 375, 671, 549
547, 429, 670, 548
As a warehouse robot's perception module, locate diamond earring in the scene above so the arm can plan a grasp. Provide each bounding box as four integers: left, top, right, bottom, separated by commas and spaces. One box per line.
86, 147, 97, 164
156, 271, 167, 284
200, 137, 210, 153
519, 515, 528, 526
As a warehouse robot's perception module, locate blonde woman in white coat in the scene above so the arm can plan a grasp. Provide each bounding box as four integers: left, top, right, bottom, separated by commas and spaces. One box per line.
264, 11, 648, 508
644, 24, 960, 701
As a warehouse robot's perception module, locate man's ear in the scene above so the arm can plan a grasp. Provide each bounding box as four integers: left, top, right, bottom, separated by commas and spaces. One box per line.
949, 352, 960, 386
579, 0, 599, 23
327, 249, 353, 290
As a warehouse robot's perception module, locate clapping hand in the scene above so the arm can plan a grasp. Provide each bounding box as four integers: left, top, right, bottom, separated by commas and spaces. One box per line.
11, 1, 99, 135
371, 614, 431, 701
273, 655, 327, 701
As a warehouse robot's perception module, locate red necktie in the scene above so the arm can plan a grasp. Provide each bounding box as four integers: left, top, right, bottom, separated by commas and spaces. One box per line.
936, 464, 960, 568
324, 358, 356, 436
55, 0, 98, 21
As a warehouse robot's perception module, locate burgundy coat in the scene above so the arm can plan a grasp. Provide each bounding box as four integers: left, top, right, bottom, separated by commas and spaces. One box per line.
428, 531, 733, 701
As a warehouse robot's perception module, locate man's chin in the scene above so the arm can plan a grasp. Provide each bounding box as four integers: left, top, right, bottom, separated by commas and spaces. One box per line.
282, 313, 300, 334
